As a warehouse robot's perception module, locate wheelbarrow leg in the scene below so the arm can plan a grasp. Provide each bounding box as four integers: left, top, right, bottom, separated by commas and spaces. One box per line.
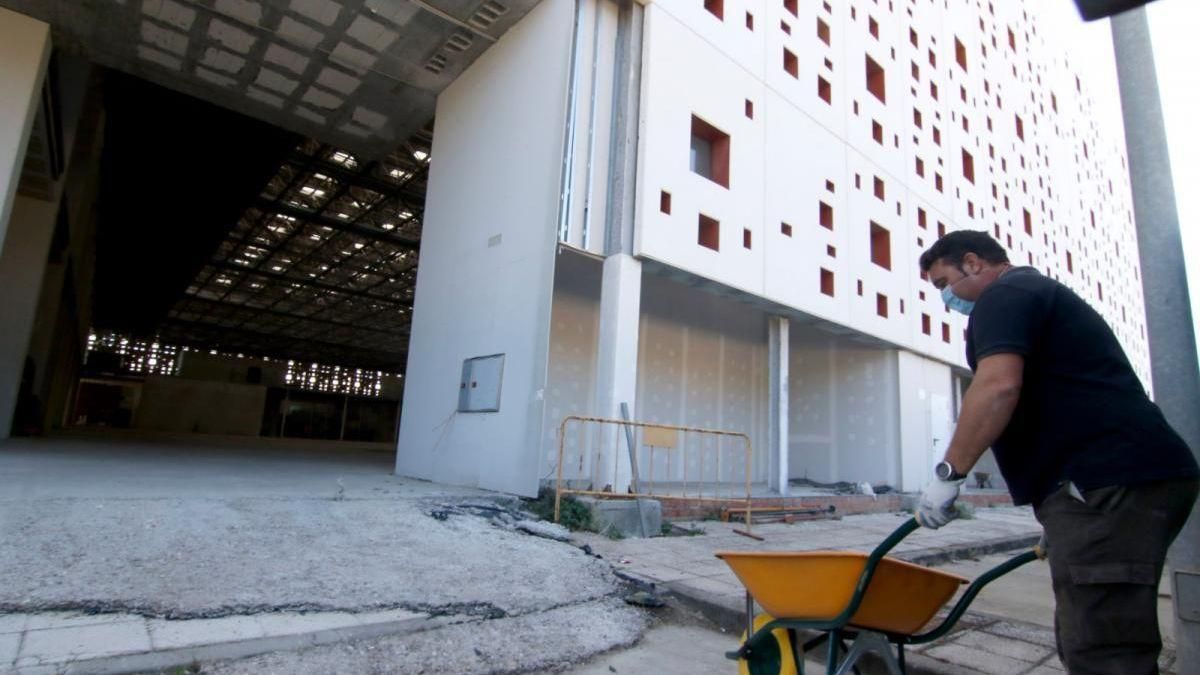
838, 639, 863, 675
787, 629, 806, 675
832, 631, 904, 675
745, 591, 755, 640
826, 629, 840, 675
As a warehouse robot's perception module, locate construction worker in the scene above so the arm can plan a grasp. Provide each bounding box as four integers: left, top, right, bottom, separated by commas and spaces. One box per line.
914, 230, 1199, 674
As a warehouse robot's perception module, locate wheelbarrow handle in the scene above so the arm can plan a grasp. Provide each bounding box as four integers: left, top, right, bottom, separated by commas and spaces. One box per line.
819, 517, 923, 630
905, 548, 1040, 645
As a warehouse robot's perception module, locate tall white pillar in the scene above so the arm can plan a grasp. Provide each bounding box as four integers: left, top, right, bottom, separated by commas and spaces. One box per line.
0, 7, 51, 254
768, 316, 789, 495
592, 252, 641, 491
0, 196, 58, 437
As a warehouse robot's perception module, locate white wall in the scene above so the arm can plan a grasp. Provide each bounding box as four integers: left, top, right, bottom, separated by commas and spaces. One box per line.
0, 196, 56, 437
135, 376, 266, 436
542, 262, 771, 486
541, 249, 602, 479
0, 7, 50, 254
896, 349, 954, 492
636, 273, 770, 483
396, 0, 573, 497
788, 331, 901, 487
632, 0, 1148, 382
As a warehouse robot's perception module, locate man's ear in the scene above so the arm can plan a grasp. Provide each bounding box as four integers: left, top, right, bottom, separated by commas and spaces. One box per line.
960, 252, 980, 273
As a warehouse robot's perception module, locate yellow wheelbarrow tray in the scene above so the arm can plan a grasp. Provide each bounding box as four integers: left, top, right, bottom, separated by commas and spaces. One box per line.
716, 517, 1041, 675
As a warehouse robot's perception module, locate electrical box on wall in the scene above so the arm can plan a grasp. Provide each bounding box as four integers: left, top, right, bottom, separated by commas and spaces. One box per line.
458, 354, 504, 413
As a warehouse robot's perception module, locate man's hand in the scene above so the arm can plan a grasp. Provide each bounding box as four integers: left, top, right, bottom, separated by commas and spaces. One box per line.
916, 478, 965, 529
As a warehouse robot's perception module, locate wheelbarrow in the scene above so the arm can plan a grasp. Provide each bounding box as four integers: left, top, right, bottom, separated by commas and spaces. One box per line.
716, 517, 1042, 674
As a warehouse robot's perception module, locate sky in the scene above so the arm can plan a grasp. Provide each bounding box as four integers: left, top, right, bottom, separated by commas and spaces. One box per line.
1041, 0, 1200, 367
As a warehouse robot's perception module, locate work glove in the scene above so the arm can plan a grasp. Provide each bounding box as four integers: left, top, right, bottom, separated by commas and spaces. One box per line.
915, 477, 964, 529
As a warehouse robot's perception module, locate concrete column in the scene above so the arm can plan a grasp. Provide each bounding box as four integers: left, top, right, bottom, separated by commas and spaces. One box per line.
1111, 9, 1200, 669
26, 260, 67, 396
603, 0, 643, 257
0, 7, 51, 254
767, 316, 789, 495
0, 196, 58, 437
592, 252, 641, 492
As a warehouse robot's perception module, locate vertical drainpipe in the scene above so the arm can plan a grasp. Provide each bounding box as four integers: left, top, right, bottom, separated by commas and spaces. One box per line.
1110, 8, 1200, 670
556, 0, 587, 244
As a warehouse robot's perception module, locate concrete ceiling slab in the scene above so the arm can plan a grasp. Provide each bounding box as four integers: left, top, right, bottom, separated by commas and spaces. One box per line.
1, 0, 542, 158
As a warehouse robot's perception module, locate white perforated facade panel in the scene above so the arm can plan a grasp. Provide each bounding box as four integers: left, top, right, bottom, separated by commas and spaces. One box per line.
634, 0, 1147, 383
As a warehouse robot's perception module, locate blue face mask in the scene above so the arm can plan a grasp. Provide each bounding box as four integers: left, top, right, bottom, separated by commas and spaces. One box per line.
941, 285, 975, 315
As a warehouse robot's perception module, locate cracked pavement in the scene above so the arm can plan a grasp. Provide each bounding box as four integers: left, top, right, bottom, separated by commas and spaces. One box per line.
0, 437, 649, 672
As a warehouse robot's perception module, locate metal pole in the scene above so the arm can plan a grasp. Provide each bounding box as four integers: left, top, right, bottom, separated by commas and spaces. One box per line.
620, 402, 648, 537
339, 394, 348, 441
1110, 9, 1200, 668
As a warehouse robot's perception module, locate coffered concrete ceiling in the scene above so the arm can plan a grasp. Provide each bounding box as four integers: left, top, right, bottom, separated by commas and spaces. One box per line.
2, 0, 541, 158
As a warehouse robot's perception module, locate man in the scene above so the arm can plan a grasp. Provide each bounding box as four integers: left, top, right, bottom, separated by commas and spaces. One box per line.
914, 230, 1198, 674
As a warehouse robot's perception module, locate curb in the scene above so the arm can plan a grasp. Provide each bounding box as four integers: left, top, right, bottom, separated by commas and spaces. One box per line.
645, 532, 1041, 675
11, 614, 455, 675
897, 532, 1041, 566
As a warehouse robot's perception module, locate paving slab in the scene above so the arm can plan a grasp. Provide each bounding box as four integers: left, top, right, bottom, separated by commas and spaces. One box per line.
16, 618, 152, 666
148, 615, 267, 649
0, 632, 20, 670
0, 614, 27, 635
201, 598, 647, 675
939, 630, 1053, 665
921, 642, 1029, 674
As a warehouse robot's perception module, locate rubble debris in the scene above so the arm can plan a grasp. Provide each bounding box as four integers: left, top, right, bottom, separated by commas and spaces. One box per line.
623, 591, 665, 608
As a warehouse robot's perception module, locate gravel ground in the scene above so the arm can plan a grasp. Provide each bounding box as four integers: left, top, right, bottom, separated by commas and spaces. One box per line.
0, 496, 618, 618
199, 598, 648, 675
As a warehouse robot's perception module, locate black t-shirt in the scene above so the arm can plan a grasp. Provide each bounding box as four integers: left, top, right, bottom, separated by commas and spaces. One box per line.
966, 267, 1198, 505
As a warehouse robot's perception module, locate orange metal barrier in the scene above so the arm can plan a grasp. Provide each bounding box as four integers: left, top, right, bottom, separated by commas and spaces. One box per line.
553, 415, 754, 534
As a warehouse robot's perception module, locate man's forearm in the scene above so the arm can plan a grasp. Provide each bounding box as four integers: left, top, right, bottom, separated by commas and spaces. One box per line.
944, 377, 1021, 475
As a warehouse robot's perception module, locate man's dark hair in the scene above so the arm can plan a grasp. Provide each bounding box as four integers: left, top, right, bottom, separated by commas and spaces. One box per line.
919, 230, 1010, 272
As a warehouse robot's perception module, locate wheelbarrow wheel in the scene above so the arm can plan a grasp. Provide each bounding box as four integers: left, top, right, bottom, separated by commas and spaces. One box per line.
738, 613, 799, 675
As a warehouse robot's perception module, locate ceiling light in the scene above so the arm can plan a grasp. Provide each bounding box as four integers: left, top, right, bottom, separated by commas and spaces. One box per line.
381, 222, 395, 230
398, 210, 413, 220
272, 265, 283, 272
353, 242, 364, 249
412, 150, 429, 161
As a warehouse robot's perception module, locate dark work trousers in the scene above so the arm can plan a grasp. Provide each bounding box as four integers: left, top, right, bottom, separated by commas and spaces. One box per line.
1034, 478, 1199, 675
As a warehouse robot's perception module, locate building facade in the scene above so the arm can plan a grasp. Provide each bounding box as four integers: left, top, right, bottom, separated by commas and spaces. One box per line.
398, 0, 1145, 497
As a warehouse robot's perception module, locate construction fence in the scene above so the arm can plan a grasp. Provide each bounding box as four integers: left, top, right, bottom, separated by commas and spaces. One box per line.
553, 414, 754, 533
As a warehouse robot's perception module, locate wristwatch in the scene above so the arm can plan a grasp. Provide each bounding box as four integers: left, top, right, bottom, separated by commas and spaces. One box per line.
935, 460, 967, 481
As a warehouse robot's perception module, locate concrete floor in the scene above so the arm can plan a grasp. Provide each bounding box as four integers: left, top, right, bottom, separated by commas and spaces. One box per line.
0, 432, 644, 672
0, 430, 429, 500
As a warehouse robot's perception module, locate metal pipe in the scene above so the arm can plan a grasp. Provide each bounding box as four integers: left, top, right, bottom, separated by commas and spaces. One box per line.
1110, 9, 1200, 669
